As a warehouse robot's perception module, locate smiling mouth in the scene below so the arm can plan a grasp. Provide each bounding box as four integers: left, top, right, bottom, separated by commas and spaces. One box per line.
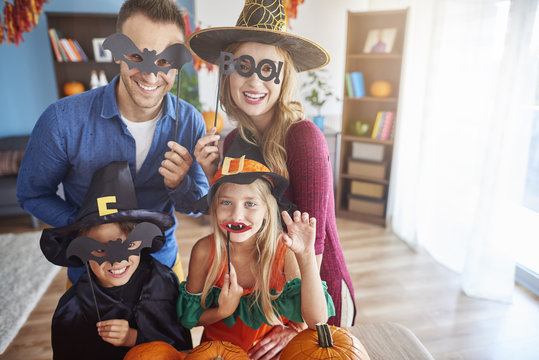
136, 81, 158, 91
108, 266, 129, 277
219, 222, 252, 233
243, 92, 266, 102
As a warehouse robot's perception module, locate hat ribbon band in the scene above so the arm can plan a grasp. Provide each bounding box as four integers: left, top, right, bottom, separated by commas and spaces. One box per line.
211, 156, 270, 185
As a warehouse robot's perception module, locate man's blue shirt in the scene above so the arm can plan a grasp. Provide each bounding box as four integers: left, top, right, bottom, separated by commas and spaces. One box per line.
17, 75, 209, 280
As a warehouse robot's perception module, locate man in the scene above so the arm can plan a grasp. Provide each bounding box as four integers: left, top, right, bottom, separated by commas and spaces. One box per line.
17, 0, 208, 284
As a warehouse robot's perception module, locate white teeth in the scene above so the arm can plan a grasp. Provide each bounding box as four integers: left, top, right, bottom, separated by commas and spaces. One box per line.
138, 82, 157, 91
244, 92, 266, 100
110, 267, 127, 275
227, 224, 245, 230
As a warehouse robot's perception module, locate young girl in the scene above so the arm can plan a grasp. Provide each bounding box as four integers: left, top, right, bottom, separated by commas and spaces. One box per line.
178, 136, 334, 359
190, 0, 356, 329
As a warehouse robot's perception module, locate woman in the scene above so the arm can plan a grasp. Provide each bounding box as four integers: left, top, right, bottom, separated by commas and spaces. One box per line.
190, 0, 355, 334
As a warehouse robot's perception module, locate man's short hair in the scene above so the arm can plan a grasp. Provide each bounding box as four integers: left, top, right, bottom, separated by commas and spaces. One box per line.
116, 0, 186, 36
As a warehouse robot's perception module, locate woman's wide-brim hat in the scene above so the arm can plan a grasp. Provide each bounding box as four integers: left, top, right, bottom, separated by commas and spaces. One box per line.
186, 0, 329, 72
191, 132, 294, 214
40, 161, 174, 267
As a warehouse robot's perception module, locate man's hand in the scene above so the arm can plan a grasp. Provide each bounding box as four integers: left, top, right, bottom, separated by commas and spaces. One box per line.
159, 141, 193, 189
97, 319, 137, 347
194, 127, 220, 183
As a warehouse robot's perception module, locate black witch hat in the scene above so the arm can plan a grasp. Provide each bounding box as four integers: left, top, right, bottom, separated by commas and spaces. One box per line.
40, 161, 174, 267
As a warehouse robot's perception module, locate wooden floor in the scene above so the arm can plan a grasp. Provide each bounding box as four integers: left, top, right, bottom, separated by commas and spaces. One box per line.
1, 213, 539, 359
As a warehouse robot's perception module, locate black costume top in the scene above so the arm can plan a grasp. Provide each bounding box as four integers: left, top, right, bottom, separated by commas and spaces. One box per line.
51, 254, 192, 359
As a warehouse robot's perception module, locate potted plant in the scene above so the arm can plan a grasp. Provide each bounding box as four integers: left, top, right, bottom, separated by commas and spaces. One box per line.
302, 68, 338, 131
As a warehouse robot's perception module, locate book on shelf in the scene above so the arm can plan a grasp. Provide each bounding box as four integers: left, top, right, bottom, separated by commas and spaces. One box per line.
59, 39, 78, 62
370, 111, 395, 140
371, 111, 384, 139
70, 39, 88, 62
350, 72, 365, 98
345, 73, 354, 98
48, 28, 88, 62
379, 111, 395, 140
48, 28, 65, 62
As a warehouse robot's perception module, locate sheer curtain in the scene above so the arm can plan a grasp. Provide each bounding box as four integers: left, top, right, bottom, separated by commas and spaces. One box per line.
389, 0, 538, 302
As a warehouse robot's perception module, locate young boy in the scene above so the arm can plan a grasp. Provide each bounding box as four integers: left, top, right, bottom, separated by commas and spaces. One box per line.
40, 162, 192, 360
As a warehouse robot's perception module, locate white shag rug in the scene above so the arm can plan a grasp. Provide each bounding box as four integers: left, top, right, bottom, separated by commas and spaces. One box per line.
0, 231, 60, 354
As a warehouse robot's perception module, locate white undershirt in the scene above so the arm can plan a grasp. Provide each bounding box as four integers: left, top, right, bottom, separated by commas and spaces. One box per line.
120, 109, 162, 173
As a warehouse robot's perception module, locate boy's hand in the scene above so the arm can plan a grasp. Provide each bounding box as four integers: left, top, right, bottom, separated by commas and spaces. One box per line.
97, 319, 137, 347
194, 127, 220, 182
217, 264, 243, 319
281, 210, 316, 256
159, 141, 193, 189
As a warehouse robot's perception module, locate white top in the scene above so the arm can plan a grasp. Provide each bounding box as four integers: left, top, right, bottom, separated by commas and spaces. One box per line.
121, 109, 162, 173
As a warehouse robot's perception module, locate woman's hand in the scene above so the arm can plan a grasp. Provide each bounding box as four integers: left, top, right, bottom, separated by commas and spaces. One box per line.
97, 319, 137, 347
194, 127, 221, 182
281, 210, 316, 257
217, 264, 243, 319
247, 322, 306, 360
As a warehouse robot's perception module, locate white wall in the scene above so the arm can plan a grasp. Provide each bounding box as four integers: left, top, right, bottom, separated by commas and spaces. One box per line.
193, 0, 371, 131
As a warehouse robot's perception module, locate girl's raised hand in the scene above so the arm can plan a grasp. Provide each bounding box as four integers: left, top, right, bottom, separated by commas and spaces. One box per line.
217, 264, 243, 319
194, 127, 221, 182
281, 210, 316, 255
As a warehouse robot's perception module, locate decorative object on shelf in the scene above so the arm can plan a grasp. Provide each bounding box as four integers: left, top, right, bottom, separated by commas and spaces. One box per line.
351, 120, 370, 136
303, 68, 339, 131
92, 37, 112, 62
369, 80, 393, 98
63, 81, 85, 97
202, 110, 224, 133
89, 70, 99, 89
363, 28, 397, 54
1, 0, 49, 46
98, 70, 108, 86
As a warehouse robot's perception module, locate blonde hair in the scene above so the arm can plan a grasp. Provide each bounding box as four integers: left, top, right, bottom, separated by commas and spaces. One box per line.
220, 43, 304, 179
201, 179, 284, 325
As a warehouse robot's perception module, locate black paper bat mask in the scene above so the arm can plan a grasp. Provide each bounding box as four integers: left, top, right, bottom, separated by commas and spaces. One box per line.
102, 33, 192, 76
66, 222, 162, 265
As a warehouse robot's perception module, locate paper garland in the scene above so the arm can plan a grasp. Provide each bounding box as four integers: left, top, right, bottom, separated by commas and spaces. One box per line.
1, 0, 49, 46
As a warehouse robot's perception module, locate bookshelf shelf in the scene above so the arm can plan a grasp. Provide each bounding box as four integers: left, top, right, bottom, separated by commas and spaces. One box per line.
336, 9, 408, 226
341, 173, 390, 185
342, 135, 394, 145
46, 12, 119, 98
